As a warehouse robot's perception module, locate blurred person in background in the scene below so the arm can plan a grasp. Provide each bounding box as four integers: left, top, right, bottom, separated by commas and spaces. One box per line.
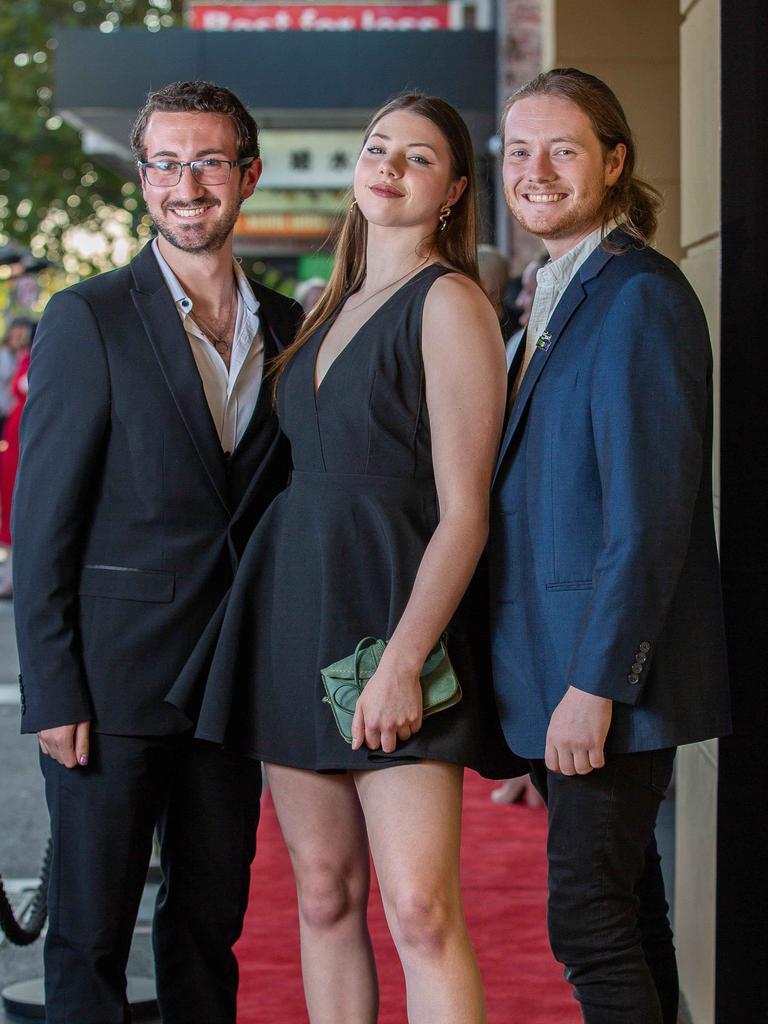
12, 81, 302, 1024
294, 275, 328, 313
0, 317, 34, 433
477, 244, 516, 340
169, 92, 522, 1024
0, 319, 34, 598
505, 254, 546, 376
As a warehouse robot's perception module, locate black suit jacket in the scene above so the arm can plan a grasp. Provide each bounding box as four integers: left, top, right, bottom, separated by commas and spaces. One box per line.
13, 242, 302, 736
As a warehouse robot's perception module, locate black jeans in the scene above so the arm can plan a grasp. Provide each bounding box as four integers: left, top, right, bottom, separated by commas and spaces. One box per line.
42, 732, 261, 1024
529, 749, 677, 1024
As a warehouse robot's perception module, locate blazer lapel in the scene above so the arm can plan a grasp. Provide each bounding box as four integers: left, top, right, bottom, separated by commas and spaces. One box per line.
129, 245, 230, 513
232, 302, 279, 456
493, 239, 616, 486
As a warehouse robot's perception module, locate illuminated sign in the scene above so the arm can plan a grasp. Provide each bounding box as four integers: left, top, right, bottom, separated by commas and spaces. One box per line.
258, 130, 360, 188
187, 4, 452, 30
237, 188, 346, 241
237, 211, 337, 237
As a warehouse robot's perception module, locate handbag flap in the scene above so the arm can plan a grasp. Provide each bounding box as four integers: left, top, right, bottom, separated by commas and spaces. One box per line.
422, 638, 448, 675
321, 638, 386, 681
320, 635, 461, 744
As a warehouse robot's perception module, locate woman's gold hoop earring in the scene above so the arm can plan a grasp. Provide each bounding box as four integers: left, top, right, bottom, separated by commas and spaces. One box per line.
438, 204, 452, 231
350, 198, 358, 212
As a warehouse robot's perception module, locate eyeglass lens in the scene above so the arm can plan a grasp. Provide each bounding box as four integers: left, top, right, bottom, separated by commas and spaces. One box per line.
145, 161, 232, 186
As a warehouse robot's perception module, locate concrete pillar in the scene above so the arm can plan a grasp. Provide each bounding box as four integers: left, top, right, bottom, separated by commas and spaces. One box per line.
527, 4, 721, 1021
676, 2, 721, 1021
542, 0, 681, 261
498, 0, 544, 273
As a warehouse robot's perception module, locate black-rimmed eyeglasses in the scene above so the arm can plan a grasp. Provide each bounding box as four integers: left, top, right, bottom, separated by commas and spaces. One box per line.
138, 157, 255, 187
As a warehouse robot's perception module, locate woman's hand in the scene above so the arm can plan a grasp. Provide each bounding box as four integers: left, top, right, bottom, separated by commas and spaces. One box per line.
350, 656, 424, 753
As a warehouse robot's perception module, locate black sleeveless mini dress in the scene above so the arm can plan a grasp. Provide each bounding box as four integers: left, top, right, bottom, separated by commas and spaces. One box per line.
172, 264, 519, 776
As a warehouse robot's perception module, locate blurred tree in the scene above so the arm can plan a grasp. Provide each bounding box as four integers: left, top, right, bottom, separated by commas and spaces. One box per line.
0, 1, 182, 282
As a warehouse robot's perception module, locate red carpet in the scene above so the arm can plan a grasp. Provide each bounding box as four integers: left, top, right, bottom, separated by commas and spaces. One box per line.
236, 771, 579, 1022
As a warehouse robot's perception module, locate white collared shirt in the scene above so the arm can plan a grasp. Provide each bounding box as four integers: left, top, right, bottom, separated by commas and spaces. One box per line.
519, 221, 617, 384
152, 238, 264, 453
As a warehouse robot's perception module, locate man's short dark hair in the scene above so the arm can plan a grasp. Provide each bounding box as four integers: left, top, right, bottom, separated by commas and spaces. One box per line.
130, 80, 259, 163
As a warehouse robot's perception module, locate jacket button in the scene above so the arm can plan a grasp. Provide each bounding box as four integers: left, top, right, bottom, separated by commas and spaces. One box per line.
631, 662, 643, 674
628, 673, 640, 684
639, 641, 651, 653
635, 652, 647, 663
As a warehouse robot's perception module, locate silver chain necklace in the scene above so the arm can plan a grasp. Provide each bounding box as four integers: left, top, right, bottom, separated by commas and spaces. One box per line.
190, 279, 238, 358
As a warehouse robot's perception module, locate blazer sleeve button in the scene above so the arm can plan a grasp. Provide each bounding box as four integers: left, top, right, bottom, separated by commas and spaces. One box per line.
639, 641, 651, 653
631, 662, 643, 674
628, 673, 640, 684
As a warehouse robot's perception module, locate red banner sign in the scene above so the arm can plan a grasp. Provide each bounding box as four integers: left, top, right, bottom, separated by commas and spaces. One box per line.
187, 4, 451, 30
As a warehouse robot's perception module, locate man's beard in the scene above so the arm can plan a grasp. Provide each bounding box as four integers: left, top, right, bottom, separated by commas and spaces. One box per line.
151, 198, 241, 255
504, 184, 606, 242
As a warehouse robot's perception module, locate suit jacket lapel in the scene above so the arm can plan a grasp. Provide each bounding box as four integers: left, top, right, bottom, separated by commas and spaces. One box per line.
493, 238, 616, 486
231, 279, 301, 457
129, 245, 230, 513
232, 303, 279, 456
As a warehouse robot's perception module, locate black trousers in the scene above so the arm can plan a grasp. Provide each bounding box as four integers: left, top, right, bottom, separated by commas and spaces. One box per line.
529, 749, 677, 1024
41, 732, 262, 1024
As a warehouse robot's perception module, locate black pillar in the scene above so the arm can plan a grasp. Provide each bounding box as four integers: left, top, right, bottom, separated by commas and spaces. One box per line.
717, 2, 768, 1021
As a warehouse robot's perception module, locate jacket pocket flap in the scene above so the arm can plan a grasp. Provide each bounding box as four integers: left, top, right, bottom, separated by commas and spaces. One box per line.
545, 580, 593, 592
79, 565, 175, 603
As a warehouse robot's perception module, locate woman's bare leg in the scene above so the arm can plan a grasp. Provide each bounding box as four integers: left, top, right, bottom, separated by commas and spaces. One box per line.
355, 761, 487, 1024
266, 764, 377, 1024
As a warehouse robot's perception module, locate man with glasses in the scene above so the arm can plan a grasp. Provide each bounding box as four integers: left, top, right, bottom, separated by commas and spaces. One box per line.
12, 81, 302, 1024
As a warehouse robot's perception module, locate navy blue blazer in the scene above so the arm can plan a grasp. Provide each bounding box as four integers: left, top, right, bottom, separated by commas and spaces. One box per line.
489, 230, 731, 757
13, 242, 302, 736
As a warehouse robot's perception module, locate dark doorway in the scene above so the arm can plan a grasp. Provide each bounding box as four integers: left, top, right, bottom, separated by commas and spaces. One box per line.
716, 3, 768, 1021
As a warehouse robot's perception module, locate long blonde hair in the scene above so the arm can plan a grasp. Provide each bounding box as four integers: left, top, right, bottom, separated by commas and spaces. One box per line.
272, 93, 481, 389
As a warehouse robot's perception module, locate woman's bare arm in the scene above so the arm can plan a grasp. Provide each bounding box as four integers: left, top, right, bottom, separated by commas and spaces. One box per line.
351, 272, 506, 752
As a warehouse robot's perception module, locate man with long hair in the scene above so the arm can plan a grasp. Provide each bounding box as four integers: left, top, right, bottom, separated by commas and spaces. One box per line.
12, 81, 302, 1023
490, 68, 730, 1022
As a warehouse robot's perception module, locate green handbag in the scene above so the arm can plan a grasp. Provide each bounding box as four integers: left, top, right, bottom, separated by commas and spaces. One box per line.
320, 635, 462, 744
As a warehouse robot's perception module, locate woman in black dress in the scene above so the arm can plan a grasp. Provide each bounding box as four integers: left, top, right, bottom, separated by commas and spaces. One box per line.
172, 94, 519, 1023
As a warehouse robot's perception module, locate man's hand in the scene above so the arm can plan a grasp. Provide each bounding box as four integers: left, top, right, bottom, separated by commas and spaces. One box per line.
38, 721, 90, 768
545, 687, 612, 776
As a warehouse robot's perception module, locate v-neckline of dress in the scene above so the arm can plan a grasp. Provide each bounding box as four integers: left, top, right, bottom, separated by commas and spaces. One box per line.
312, 264, 441, 399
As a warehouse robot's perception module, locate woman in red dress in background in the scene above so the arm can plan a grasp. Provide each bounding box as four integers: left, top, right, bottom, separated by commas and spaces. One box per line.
0, 348, 32, 596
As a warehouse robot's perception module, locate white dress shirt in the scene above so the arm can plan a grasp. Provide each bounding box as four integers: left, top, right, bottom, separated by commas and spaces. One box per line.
152, 239, 264, 454
517, 221, 618, 387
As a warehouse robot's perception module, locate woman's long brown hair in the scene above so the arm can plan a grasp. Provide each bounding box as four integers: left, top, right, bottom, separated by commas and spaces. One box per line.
271, 92, 481, 391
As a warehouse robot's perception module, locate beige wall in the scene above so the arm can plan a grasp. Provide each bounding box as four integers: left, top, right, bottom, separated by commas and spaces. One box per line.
676, 1, 721, 1022
499, 0, 545, 273
542, 0, 681, 261
532, 4, 722, 1022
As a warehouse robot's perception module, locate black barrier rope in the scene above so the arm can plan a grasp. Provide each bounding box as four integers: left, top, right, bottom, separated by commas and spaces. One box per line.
0, 837, 52, 945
